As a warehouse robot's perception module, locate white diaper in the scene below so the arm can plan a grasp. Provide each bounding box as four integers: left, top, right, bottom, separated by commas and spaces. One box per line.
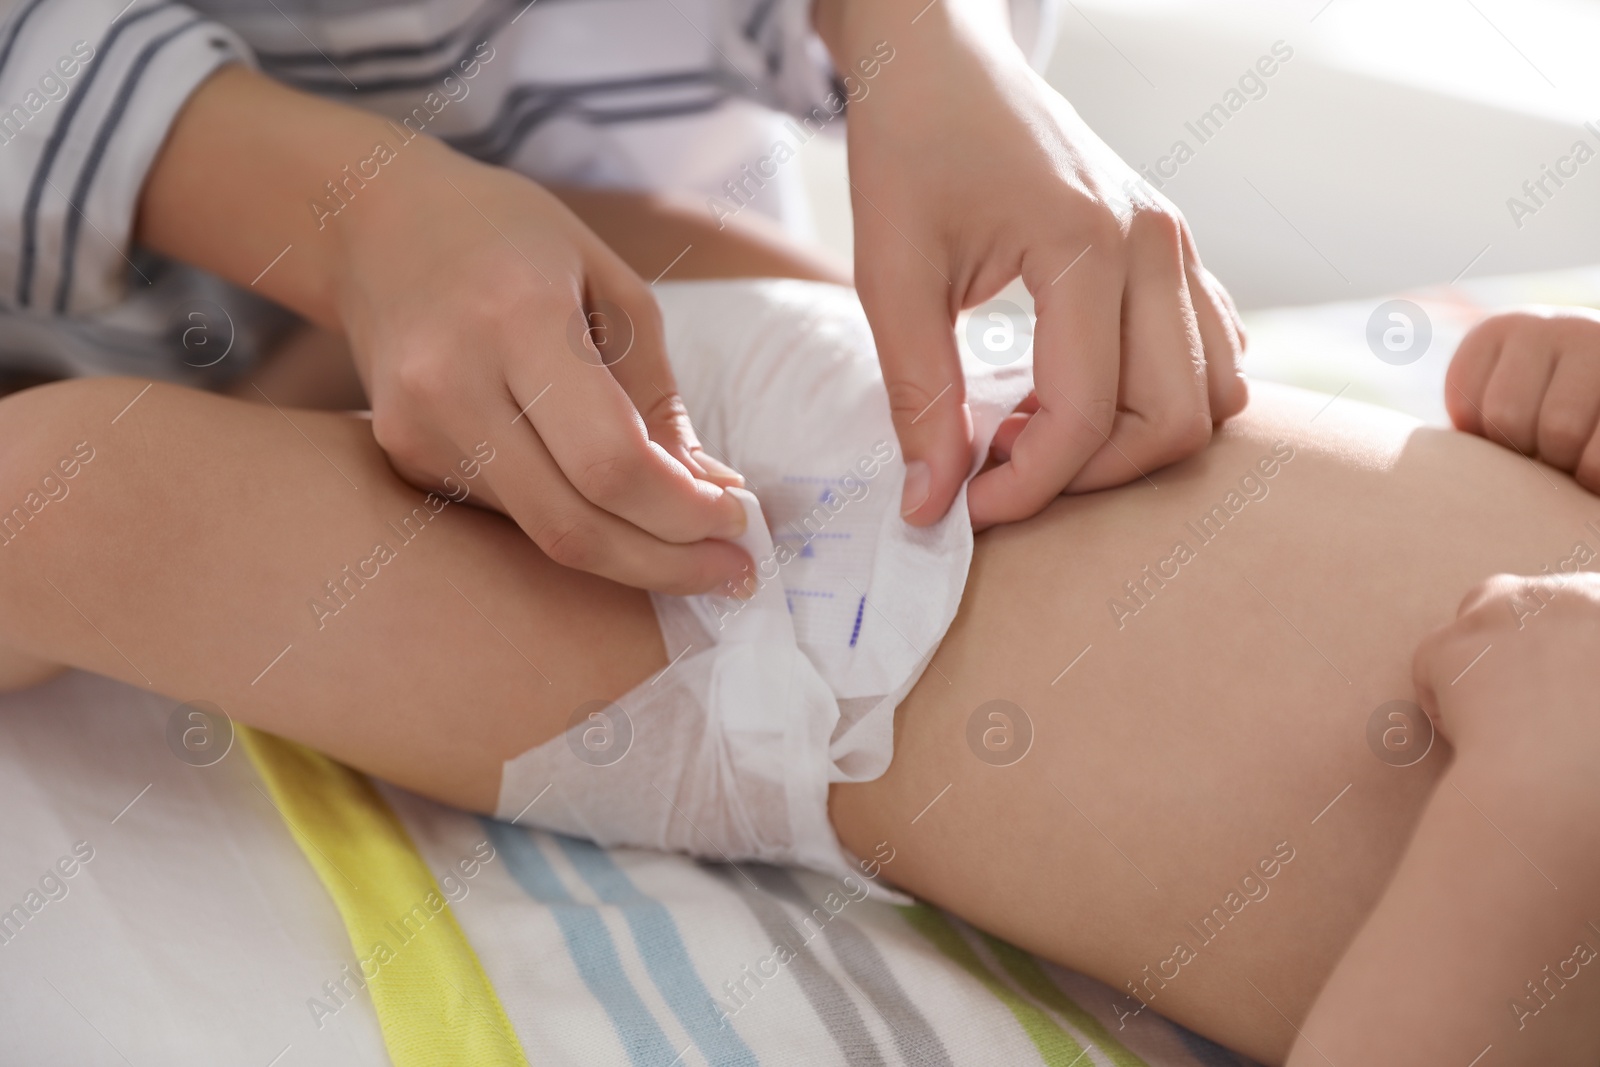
496, 280, 1033, 898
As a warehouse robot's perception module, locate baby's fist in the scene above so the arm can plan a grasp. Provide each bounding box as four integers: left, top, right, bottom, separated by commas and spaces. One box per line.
1445, 306, 1600, 490
1413, 573, 1600, 784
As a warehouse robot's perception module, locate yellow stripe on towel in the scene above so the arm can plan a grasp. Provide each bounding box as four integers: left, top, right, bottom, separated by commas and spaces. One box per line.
241, 727, 529, 1067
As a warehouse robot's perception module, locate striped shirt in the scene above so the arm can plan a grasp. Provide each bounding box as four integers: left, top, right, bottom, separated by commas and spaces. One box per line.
0, 0, 1051, 383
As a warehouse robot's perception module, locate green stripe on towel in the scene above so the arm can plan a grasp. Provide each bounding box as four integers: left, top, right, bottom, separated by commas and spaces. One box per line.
980, 932, 1148, 1067
897, 904, 1106, 1066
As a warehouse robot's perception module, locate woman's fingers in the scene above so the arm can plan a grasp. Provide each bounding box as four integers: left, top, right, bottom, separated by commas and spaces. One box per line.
337, 153, 758, 595
965, 235, 1122, 525
855, 232, 974, 526
981, 210, 1237, 503
1208, 255, 1249, 352
508, 278, 748, 551
482, 388, 752, 594
1181, 224, 1248, 421
1050, 210, 1210, 495
987, 409, 1030, 464
584, 247, 744, 490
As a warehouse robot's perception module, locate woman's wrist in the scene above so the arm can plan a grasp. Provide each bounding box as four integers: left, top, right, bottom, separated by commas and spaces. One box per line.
316, 132, 461, 338
814, 0, 1014, 67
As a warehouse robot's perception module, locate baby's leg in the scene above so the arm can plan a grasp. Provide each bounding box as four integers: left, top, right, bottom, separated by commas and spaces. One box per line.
830, 382, 1600, 1060
0, 377, 665, 811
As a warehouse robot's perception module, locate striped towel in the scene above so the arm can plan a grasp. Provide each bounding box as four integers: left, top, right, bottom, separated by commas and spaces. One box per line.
245, 726, 1261, 1066
0, 670, 1257, 1065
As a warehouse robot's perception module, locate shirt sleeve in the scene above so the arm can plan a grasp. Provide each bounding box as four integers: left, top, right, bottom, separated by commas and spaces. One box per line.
0, 0, 253, 316
722, 0, 1058, 119
721, 0, 836, 120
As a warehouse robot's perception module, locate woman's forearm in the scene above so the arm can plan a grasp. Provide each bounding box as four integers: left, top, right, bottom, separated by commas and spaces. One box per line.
813, 0, 1011, 59
1293, 757, 1600, 1063
139, 65, 849, 337
136, 64, 439, 329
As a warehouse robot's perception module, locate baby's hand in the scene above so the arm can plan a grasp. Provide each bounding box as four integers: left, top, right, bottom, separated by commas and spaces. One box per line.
1445, 307, 1600, 490
1412, 573, 1600, 784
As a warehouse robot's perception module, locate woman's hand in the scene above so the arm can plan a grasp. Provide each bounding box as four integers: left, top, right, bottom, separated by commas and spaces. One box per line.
817, 0, 1247, 527
1446, 306, 1600, 491
141, 67, 751, 595
330, 146, 753, 593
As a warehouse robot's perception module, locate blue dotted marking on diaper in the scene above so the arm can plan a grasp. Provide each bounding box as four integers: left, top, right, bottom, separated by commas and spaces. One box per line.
849, 596, 865, 647
774, 530, 851, 559
785, 588, 834, 615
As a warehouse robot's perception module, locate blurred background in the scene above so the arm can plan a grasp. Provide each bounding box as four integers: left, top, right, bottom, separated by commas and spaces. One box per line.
794, 0, 1600, 424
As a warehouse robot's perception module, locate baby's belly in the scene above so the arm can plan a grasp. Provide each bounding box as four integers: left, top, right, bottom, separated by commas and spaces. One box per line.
830, 381, 1600, 1060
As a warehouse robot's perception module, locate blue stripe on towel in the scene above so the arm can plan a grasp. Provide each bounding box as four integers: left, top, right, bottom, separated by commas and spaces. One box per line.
481, 819, 678, 1067
555, 835, 760, 1067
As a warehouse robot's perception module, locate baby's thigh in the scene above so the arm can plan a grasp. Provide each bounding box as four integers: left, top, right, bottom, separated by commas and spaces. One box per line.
0, 378, 665, 812
830, 385, 1598, 1061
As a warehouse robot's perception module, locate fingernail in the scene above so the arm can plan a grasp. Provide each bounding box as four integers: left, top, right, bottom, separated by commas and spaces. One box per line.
694, 448, 745, 487
900, 460, 931, 517
715, 492, 748, 539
